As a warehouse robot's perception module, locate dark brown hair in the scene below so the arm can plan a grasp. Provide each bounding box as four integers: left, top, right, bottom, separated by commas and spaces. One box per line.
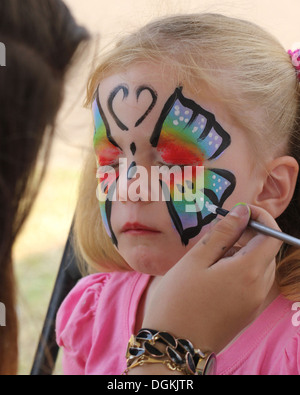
0, 0, 89, 374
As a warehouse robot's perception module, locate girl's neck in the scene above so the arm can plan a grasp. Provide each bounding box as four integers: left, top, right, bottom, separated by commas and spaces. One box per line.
219, 281, 280, 354
134, 275, 162, 333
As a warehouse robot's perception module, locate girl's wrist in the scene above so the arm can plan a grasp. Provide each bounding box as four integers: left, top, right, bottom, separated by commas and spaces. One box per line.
124, 329, 217, 376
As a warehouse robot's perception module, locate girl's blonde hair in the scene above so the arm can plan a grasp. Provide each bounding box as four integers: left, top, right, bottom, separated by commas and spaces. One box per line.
75, 13, 300, 300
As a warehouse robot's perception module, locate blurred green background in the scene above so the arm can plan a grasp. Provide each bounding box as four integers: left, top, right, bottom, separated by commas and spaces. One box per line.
15, 167, 80, 374
12, 0, 300, 375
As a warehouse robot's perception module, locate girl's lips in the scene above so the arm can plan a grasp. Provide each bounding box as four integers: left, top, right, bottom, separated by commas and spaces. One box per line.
121, 222, 161, 234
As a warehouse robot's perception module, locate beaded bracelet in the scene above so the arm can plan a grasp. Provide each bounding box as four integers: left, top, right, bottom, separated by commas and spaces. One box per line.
124, 329, 216, 375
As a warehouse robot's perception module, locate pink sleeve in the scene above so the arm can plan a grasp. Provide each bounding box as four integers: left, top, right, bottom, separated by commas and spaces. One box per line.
281, 333, 300, 375
56, 273, 110, 375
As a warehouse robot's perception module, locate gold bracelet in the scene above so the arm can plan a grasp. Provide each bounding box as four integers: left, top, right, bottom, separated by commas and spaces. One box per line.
124, 329, 217, 375
123, 355, 185, 375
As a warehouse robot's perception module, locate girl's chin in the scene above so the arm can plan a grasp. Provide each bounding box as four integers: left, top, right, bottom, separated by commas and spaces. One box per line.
116, 229, 210, 275
124, 253, 176, 276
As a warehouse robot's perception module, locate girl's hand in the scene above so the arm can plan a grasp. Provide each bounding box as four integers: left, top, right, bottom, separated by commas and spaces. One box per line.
134, 204, 282, 374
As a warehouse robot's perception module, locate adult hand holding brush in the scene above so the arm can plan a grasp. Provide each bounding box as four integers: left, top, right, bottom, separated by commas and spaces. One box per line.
131, 204, 282, 375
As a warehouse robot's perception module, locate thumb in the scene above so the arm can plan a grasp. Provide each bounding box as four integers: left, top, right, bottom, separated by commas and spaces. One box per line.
195, 203, 251, 267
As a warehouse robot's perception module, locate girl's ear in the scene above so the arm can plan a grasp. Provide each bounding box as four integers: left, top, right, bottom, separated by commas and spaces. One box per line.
254, 156, 299, 218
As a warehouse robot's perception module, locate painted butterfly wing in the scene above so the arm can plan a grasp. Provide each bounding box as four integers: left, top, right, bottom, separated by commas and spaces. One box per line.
161, 168, 235, 245
151, 88, 236, 245
151, 87, 231, 161
93, 96, 119, 245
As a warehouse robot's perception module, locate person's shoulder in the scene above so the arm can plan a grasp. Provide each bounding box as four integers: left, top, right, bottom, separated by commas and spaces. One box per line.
267, 296, 300, 375
281, 302, 300, 374
67, 272, 112, 304
55, 271, 141, 342
55, 272, 112, 349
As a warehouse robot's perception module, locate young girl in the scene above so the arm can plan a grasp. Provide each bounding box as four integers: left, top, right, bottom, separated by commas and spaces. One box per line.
56, 14, 300, 375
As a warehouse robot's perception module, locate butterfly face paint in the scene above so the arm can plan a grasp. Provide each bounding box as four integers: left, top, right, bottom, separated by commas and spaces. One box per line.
93, 82, 235, 248
150, 87, 236, 245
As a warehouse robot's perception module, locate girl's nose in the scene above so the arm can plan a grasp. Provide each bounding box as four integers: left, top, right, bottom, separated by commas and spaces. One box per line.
118, 160, 152, 203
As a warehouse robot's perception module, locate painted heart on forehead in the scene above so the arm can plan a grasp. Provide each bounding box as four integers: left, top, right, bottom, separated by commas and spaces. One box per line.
108, 84, 158, 131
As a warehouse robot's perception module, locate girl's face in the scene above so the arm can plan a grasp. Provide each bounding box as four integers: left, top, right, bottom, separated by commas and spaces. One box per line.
93, 63, 260, 275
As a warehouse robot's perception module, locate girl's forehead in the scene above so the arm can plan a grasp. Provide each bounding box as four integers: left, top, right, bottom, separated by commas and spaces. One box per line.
97, 62, 226, 125
98, 63, 179, 98
94, 63, 235, 162
101, 62, 179, 85
94, 63, 246, 163
95, 64, 183, 147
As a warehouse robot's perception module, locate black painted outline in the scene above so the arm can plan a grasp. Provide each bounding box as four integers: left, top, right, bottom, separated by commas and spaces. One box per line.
130, 142, 137, 155
107, 84, 158, 131
104, 177, 119, 248
108, 84, 129, 131
127, 161, 137, 180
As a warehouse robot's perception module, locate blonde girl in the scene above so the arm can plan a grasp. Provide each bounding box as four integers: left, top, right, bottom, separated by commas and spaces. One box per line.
56, 14, 300, 375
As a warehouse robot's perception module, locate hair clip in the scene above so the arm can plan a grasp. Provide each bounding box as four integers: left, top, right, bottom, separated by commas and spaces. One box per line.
288, 49, 300, 81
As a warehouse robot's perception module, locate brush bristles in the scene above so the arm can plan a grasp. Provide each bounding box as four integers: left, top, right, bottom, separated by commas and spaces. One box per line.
206, 203, 218, 214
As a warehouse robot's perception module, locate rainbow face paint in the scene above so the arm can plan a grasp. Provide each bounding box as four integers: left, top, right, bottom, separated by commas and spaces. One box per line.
93, 95, 120, 246
150, 87, 236, 245
93, 84, 235, 247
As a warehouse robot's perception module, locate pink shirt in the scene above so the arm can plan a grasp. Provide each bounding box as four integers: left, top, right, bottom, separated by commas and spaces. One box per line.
56, 271, 300, 375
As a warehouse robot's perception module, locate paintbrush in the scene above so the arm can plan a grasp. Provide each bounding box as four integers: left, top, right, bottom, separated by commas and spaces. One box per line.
206, 204, 300, 248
